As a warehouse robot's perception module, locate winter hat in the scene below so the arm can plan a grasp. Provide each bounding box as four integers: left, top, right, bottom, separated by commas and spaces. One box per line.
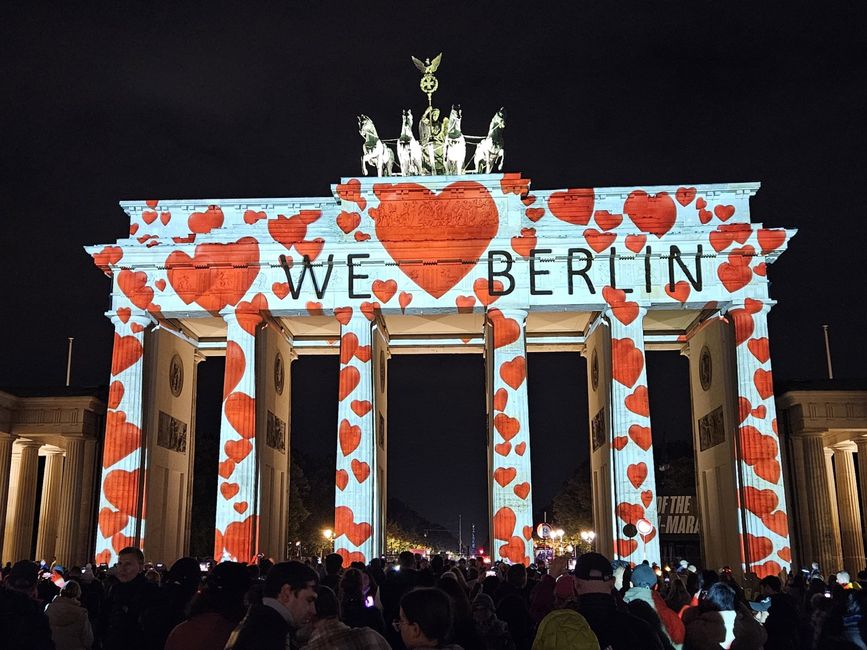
533, 609, 599, 650
631, 564, 657, 588
554, 575, 577, 600
8, 561, 39, 590
473, 593, 497, 615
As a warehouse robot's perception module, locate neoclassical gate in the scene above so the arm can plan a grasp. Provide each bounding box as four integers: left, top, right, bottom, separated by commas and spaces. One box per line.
87, 171, 794, 578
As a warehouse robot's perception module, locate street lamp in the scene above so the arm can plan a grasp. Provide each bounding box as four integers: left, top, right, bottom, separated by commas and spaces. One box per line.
322, 528, 334, 558
580, 530, 596, 551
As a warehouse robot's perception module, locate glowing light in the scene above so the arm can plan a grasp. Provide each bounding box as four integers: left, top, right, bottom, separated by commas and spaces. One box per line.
636, 518, 653, 536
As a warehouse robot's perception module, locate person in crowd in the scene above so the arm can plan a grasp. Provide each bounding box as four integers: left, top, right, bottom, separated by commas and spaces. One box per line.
397, 587, 464, 649
97, 546, 163, 649
165, 561, 250, 650
338, 566, 386, 634
665, 575, 692, 614
45, 580, 94, 650
683, 582, 766, 650
226, 560, 319, 650
623, 563, 685, 649
0, 560, 55, 649
472, 593, 515, 650
528, 574, 555, 626
495, 563, 534, 650
755, 575, 801, 650
381, 550, 422, 649
572, 552, 663, 650
73, 564, 103, 624
302, 584, 391, 649
552, 575, 577, 609
439, 573, 484, 650
149, 556, 202, 646
321, 553, 343, 592
531, 606, 600, 650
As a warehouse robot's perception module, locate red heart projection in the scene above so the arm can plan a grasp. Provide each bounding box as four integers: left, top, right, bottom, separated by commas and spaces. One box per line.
268, 214, 308, 249
372, 279, 397, 303
499, 536, 529, 565
500, 356, 527, 390
108, 381, 124, 410
584, 229, 616, 253
235, 293, 268, 335
627, 462, 648, 488
744, 533, 773, 561
489, 309, 521, 348
740, 425, 778, 464
526, 207, 545, 222
758, 229, 786, 254
595, 210, 623, 231
641, 490, 653, 508
118, 270, 155, 310
355, 231, 371, 242
714, 205, 735, 221
751, 560, 782, 579
616, 502, 644, 524
514, 482, 530, 499
547, 188, 595, 226
334, 506, 372, 546
742, 486, 778, 518
225, 392, 255, 439
336, 211, 361, 234
340, 333, 359, 364
351, 400, 372, 417
104, 468, 141, 516
111, 333, 144, 376
336, 548, 367, 565
116, 307, 131, 324
494, 467, 518, 487
220, 482, 240, 500
761, 510, 789, 537
223, 515, 257, 562
729, 309, 754, 347
494, 413, 521, 441
234, 502, 248, 514
493, 507, 517, 540
511, 228, 538, 258
351, 459, 370, 483
306, 301, 324, 316
336, 178, 367, 211
628, 425, 652, 451
223, 341, 245, 399
98, 508, 129, 538
748, 338, 770, 364
515, 442, 526, 456
355, 345, 371, 363
334, 307, 353, 325
616, 538, 638, 557
218, 460, 235, 479
625, 234, 647, 253
500, 175, 529, 196
335, 470, 349, 491
778, 547, 792, 563
494, 441, 511, 456
399, 291, 413, 312
371, 181, 499, 298
611, 338, 644, 387
665, 281, 691, 304
675, 187, 696, 206
111, 533, 136, 554
338, 366, 361, 400
360, 302, 380, 321
625, 386, 650, 417
602, 287, 639, 325
754, 369, 774, 400
187, 205, 223, 234
751, 405, 767, 420
93, 245, 123, 268
103, 410, 142, 467
473, 278, 504, 306
166, 238, 260, 312
522, 195, 537, 206
754, 459, 781, 484
738, 397, 753, 424
493, 389, 509, 412
624, 190, 676, 237
272, 282, 290, 299
717, 246, 755, 293
339, 419, 362, 456
523, 526, 533, 541
243, 209, 267, 225
613, 436, 629, 451
224, 438, 252, 463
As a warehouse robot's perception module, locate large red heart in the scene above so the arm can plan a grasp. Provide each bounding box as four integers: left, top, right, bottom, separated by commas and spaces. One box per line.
742, 486, 778, 518
612, 338, 644, 387
98, 508, 129, 538
103, 468, 141, 516
595, 210, 623, 231
754, 459, 781, 484
751, 560, 782, 579
761, 510, 789, 537
188, 205, 224, 234
220, 482, 240, 500
340, 333, 359, 364
494, 413, 520, 441
224, 341, 246, 399
754, 369, 774, 400
166, 238, 260, 312
473, 278, 503, 306
335, 470, 349, 491
108, 381, 124, 410
351, 400, 372, 417
675, 187, 696, 207
739, 425, 778, 465
748, 338, 770, 364
500, 356, 526, 390
494, 467, 517, 487
584, 229, 616, 253
339, 419, 362, 456
372, 279, 397, 303
493, 388, 508, 412
103, 410, 142, 468
717, 262, 753, 293
494, 441, 511, 456
641, 490, 653, 508
111, 333, 144, 376
627, 462, 648, 488
743, 533, 773, 561
629, 425, 652, 451
729, 308, 754, 347
489, 309, 521, 349
515, 442, 526, 456
738, 397, 752, 424
511, 228, 538, 258
665, 281, 691, 304
493, 506, 516, 540
757, 229, 786, 254
547, 188, 595, 226
336, 548, 367, 565
499, 536, 529, 565
338, 366, 361, 401
224, 438, 252, 463
268, 213, 308, 249
514, 482, 531, 500
351, 459, 370, 483
624, 190, 676, 237
625, 234, 647, 253
111, 533, 136, 554
118, 270, 155, 310
616, 538, 638, 557
371, 181, 499, 298
223, 514, 257, 562
777, 547, 792, 563
602, 287, 639, 325
334, 505, 372, 547
92, 245, 123, 269
616, 502, 644, 524
625, 386, 650, 417
225, 392, 255, 439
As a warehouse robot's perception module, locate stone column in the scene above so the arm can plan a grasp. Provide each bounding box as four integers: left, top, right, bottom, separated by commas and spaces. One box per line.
333, 315, 378, 563
833, 444, 865, 574
0, 433, 16, 559
824, 448, 844, 571
55, 438, 85, 566
857, 437, 867, 543
799, 434, 842, 574
35, 448, 64, 561
215, 309, 262, 562
183, 352, 205, 555
94, 311, 150, 565
4, 440, 41, 561
604, 304, 660, 565
728, 301, 791, 577
486, 308, 533, 566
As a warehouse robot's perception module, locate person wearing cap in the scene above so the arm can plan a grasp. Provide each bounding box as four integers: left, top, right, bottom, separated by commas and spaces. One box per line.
755, 575, 800, 650
165, 561, 250, 650
45, 580, 94, 650
572, 552, 664, 650
683, 582, 766, 650
472, 592, 515, 650
623, 564, 685, 649
302, 585, 391, 649
0, 560, 55, 649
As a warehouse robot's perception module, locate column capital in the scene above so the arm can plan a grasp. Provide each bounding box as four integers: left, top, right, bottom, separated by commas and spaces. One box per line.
832, 441, 858, 453
222, 307, 264, 331
824, 446, 835, 460
0, 432, 17, 442
193, 350, 208, 364
855, 435, 867, 451
723, 298, 776, 317
108, 310, 152, 330
486, 307, 528, 322
602, 304, 647, 326
15, 438, 43, 450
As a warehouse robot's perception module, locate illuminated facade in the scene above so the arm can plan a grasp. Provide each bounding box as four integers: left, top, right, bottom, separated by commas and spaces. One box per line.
84, 173, 795, 577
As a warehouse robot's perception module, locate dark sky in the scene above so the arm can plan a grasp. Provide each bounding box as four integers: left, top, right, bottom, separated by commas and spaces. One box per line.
2, 3, 866, 545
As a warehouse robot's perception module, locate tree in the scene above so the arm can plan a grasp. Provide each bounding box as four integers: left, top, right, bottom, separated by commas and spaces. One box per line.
551, 462, 593, 536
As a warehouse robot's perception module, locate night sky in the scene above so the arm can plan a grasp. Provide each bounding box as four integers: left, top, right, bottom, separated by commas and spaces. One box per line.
2, 3, 866, 547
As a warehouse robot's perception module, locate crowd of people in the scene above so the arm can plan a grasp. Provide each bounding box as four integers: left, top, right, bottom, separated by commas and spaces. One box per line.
1, 545, 865, 649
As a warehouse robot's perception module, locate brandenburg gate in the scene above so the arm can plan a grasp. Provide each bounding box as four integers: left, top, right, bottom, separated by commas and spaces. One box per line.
85, 171, 795, 577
